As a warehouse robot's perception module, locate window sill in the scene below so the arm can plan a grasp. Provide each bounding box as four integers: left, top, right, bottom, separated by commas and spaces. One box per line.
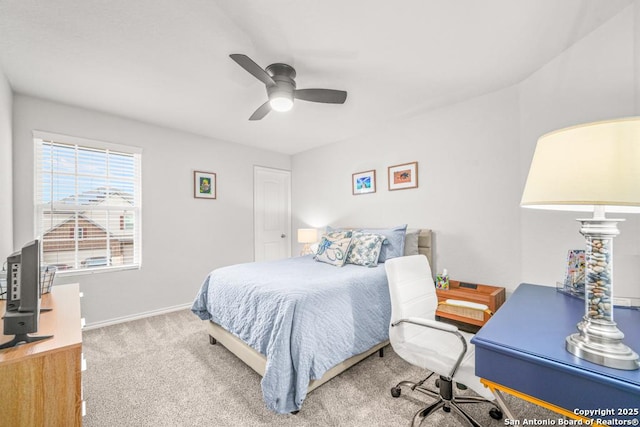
55, 264, 140, 277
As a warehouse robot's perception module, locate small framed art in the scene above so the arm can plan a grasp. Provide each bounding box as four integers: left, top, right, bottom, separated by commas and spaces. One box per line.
388, 161, 418, 191
194, 170, 217, 199
352, 170, 376, 195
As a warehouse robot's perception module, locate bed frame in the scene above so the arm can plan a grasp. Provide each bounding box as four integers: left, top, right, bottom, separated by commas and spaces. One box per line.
204, 229, 433, 395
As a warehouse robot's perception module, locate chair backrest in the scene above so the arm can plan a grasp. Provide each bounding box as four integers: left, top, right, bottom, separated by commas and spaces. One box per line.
385, 255, 438, 344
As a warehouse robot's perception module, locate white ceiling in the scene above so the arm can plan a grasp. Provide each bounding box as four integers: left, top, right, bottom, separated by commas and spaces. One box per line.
0, 0, 634, 154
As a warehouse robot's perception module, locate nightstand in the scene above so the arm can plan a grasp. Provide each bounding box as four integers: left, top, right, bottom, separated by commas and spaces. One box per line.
435, 280, 505, 328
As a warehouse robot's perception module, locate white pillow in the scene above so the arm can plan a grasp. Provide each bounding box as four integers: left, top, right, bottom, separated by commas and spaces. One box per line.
314, 231, 354, 267
309, 242, 319, 254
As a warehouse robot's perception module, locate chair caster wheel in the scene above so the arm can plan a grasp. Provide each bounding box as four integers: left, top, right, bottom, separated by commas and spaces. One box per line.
456, 382, 468, 390
435, 379, 440, 388
489, 408, 503, 420
390, 387, 401, 398
443, 406, 451, 413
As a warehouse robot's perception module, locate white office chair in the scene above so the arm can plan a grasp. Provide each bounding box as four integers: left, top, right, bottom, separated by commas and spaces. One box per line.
385, 255, 504, 427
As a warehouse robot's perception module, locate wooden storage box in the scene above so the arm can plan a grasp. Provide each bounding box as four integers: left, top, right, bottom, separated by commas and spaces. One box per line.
435, 280, 505, 327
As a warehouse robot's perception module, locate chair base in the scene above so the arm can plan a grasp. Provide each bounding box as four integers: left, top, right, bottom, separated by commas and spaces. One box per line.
391, 375, 503, 427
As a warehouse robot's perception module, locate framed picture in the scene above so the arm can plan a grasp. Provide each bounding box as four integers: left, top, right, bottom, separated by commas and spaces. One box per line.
388, 161, 418, 191
194, 170, 216, 199
563, 249, 586, 295
352, 170, 376, 195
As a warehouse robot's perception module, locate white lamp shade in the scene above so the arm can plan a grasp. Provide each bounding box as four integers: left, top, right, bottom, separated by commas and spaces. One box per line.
297, 228, 317, 244
521, 117, 640, 213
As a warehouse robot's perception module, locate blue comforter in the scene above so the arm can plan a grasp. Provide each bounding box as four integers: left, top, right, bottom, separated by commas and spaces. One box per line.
191, 256, 390, 413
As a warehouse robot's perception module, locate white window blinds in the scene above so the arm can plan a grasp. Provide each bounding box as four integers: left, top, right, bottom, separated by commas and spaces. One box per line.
34, 132, 142, 272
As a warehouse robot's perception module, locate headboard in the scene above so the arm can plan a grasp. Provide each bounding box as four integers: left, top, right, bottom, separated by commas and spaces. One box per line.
418, 229, 433, 268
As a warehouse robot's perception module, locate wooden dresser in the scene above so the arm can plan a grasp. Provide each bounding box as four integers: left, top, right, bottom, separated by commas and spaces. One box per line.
0, 283, 83, 427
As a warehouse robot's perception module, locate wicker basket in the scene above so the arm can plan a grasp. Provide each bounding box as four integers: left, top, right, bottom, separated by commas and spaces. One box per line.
437, 302, 486, 322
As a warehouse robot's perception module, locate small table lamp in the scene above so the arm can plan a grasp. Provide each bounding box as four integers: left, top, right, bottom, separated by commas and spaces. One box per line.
521, 117, 640, 370
297, 228, 317, 256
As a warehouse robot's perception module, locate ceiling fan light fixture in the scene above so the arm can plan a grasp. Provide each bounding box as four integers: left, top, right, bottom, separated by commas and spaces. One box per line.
269, 94, 294, 112
229, 54, 347, 120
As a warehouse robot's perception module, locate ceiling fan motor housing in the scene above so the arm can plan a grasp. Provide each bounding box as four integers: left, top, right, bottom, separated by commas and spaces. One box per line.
266, 63, 296, 102
266, 63, 296, 80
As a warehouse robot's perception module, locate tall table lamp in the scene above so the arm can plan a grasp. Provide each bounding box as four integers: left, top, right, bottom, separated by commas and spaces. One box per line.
297, 228, 317, 256
521, 117, 640, 370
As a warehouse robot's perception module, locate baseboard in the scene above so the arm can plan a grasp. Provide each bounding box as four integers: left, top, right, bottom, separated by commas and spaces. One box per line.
83, 303, 192, 330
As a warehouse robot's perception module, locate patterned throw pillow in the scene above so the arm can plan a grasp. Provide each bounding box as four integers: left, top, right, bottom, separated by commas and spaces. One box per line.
314, 231, 354, 267
358, 224, 407, 262
347, 232, 385, 267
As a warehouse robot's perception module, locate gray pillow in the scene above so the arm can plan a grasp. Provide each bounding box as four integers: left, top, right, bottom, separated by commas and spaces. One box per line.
403, 229, 421, 256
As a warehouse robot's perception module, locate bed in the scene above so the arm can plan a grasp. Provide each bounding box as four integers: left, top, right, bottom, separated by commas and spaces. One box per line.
191, 228, 433, 414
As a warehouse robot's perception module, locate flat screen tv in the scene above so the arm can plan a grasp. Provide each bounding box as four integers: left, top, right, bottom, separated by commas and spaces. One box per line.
0, 239, 52, 349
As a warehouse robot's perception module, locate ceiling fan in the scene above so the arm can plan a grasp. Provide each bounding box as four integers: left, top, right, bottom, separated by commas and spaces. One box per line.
230, 53, 348, 120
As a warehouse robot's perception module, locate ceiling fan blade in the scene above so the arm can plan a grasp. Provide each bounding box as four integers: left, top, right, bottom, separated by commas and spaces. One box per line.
230, 54, 276, 87
249, 101, 271, 121
295, 89, 347, 104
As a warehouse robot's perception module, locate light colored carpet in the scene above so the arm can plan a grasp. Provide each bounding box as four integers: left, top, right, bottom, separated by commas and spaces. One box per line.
82, 309, 556, 427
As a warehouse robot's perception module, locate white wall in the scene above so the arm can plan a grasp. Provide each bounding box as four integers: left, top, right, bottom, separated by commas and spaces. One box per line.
293, 3, 640, 297
293, 86, 522, 289
0, 65, 12, 258
12, 95, 290, 325
8, 3, 640, 324
519, 3, 640, 298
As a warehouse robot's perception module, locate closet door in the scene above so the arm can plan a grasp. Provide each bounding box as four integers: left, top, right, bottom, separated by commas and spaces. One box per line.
254, 166, 291, 262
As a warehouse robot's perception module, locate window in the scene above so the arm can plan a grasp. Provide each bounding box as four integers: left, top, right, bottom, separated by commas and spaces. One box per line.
73, 227, 85, 240
34, 131, 142, 272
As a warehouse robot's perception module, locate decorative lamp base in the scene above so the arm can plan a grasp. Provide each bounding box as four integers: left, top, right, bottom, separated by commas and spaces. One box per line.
300, 243, 314, 256
566, 318, 640, 370
565, 214, 640, 370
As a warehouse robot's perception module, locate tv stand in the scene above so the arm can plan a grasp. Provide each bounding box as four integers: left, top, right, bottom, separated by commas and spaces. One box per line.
0, 332, 53, 350
0, 284, 83, 426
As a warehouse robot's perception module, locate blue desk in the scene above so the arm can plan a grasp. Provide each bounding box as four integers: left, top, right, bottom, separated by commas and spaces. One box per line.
472, 283, 640, 424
